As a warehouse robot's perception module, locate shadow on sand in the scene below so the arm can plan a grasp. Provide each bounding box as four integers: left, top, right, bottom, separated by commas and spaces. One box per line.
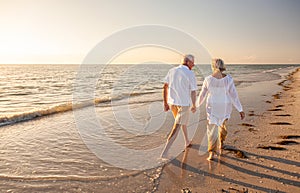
162, 145, 300, 193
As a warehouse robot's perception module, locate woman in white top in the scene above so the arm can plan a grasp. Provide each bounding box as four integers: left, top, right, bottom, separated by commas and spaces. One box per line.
198, 59, 245, 160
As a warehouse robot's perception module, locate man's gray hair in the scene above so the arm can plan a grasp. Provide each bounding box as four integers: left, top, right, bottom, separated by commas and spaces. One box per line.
181, 54, 194, 64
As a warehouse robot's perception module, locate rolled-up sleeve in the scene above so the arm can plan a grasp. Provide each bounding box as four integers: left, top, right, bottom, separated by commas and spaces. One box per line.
163, 72, 169, 84
229, 80, 243, 112
197, 78, 208, 107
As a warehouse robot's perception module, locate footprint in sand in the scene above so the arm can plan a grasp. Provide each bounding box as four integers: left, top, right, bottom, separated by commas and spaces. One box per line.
181, 188, 192, 193
269, 122, 292, 125
223, 146, 248, 159
248, 110, 256, 116
239, 123, 255, 127
275, 114, 291, 117
257, 145, 287, 151
267, 108, 282, 111
248, 128, 258, 132
279, 135, 300, 139
276, 140, 299, 145
283, 87, 291, 91
273, 93, 281, 99
275, 104, 284, 108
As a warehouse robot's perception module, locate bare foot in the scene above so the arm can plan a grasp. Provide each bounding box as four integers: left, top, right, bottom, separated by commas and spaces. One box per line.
219, 148, 223, 155
185, 141, 192, 148
207, 152, 214, 161
186, 143, 192, 148
160, 152, 168, 159
157, 157, 170, 164
219, 142, 224, 150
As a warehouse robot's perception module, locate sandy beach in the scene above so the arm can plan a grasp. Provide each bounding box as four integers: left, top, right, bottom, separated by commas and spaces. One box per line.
157, 68, 300, 193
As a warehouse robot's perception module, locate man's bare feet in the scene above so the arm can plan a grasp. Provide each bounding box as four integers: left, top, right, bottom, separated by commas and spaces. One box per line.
185, 141, 192, 148
160, 151, 168, 159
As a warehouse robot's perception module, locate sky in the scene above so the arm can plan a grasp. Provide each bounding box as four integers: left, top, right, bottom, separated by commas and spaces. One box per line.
0, 0, 300, 64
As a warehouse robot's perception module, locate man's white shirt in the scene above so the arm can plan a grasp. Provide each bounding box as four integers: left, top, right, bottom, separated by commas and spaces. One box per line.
164, 65, 197, 106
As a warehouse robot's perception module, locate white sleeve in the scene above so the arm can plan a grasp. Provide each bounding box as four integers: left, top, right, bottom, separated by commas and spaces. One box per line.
163, 71, 170, 84
196, 78, 208, 107
228, 78, 243, 112
190, 72, 197, 91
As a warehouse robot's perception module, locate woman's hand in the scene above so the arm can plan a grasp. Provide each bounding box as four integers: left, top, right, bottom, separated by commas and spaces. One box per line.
164, 102, 170, 112
240, 111, 245, 120
191, 105, 196, 113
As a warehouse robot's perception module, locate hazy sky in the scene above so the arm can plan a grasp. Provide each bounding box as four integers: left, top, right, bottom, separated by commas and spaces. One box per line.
0, 0, 300, 64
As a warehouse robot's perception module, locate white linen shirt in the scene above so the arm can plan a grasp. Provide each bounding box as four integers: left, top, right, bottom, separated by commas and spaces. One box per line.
197, 74, 243, 126
164, 65, 197, 106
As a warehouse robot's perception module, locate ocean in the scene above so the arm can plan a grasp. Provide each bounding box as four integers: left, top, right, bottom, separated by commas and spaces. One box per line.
0, 64, 299, 192
0, 64, 298, 126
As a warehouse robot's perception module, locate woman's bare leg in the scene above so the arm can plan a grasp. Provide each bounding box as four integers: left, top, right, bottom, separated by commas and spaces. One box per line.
207, 123, 218, 160
219, 119, 228, 150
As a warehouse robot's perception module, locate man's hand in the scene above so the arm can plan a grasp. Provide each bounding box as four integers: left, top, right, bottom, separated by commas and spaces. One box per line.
164, 103, 170, 112
191, 105, 196, 113
240, 111, 245, 120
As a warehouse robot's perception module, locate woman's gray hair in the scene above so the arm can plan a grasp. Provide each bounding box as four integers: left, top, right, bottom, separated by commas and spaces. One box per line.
211, 58, 226, 72
181, 54, 194, 64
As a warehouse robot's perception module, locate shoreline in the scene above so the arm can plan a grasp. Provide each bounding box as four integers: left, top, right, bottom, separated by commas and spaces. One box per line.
156, 68, 300, 193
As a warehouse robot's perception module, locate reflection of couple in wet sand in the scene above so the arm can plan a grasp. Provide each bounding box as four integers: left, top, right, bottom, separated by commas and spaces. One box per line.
161, 55, 245, 161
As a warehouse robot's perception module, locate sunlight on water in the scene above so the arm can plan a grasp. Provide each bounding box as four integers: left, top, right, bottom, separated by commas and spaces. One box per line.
0, 64, 298, 126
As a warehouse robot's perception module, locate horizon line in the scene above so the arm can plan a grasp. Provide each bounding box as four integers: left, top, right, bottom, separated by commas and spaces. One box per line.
0, 63, 300, 65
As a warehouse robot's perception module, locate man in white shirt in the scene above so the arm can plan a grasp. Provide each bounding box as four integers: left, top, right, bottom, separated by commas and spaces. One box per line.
161, 54, 197, 159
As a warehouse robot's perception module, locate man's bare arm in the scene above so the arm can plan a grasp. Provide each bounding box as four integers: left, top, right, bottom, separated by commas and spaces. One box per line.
163, 83, 169, 111
190, 90, 196, 113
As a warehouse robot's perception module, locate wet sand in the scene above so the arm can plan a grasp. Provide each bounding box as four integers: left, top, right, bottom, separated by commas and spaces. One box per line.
157, 68, 300, 193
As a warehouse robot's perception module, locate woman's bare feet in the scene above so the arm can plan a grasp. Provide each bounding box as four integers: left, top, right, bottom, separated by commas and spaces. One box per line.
219, 144, 223, 150
218, 148, 223, 156
207, 151, 214, 161
219, 140, 225, 149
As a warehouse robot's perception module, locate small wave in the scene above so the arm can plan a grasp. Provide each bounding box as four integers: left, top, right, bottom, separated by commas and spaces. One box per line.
8, 92, 33, 96
129, 91, 156, 97
0, 91, 159, 127
0, 99, 109, 127
262, 69, 277, 73
0, 172, 141, 182
0, 103, 74, 127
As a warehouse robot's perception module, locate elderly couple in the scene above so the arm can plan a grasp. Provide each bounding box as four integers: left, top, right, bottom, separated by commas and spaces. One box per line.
161, 55, 245, 161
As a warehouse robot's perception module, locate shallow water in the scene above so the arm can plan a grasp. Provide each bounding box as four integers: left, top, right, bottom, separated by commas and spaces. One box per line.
0, 105, 164, 192
0, 64, 297, 120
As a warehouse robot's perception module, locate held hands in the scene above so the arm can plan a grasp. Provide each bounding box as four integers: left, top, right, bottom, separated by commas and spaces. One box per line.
191, 105, 196, 113
240, 111, 245, 120
164, 103, 197, 113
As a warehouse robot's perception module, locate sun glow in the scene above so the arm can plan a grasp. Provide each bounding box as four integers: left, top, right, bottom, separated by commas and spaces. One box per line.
109, 46, 183, 65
